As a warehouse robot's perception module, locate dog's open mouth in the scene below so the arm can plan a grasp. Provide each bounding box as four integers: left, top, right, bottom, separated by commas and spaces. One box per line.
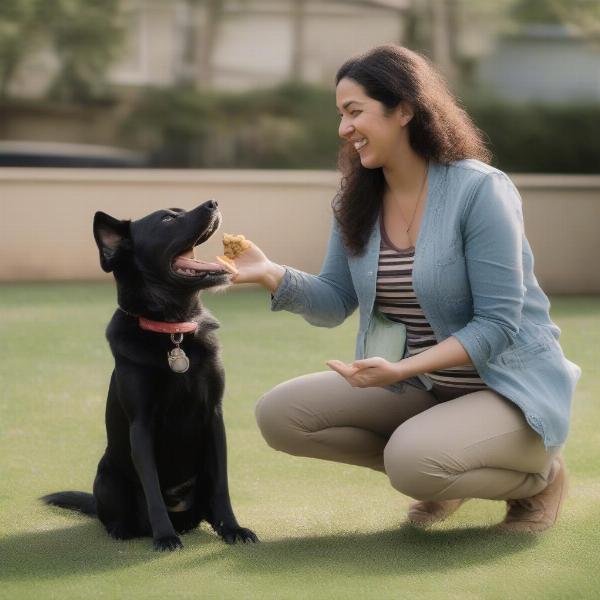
173, 254, 226, 278
171, 215, 228, 280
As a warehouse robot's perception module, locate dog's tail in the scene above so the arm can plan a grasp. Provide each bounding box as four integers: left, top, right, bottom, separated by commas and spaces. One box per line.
41, 491, 97, 516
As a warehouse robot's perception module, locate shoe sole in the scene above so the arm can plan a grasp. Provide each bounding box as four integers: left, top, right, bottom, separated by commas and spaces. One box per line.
495, 455, 568, 533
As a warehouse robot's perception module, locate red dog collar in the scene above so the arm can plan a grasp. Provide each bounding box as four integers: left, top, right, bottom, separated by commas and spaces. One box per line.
138, 317, 198, 335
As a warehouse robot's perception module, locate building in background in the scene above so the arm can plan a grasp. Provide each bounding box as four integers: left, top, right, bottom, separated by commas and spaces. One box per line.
6, 0, 410, 97
477, 23, 600, 102
108, 0, 416, 91
6, 0, 599, 101
1, 0, 599, 171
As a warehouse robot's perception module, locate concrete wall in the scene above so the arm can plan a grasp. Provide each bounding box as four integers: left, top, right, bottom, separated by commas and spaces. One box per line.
1, 168, 599, 293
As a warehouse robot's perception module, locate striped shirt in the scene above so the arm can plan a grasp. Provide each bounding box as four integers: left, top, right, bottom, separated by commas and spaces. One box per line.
375, 221, 489, 398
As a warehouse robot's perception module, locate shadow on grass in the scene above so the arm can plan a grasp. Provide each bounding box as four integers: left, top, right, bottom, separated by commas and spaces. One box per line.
188, 523, 540, 575
1, 521, 541, 580
0, 521, 217, 580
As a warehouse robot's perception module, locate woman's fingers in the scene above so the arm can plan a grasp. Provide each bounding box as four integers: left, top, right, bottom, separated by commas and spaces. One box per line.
326, 361, 378, 388
326, 360, 358, 378
220, 240, 270, 285
352, 357, 385, 369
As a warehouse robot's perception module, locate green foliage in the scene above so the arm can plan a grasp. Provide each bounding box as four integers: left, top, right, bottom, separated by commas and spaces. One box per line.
124, 83, 340, 169
468, 100, 600, 173
124, 83, 600, 173
0, 0, 124, 103
46, 0, 124, 103
0, 0, 43, 98
511, 0, 600, 35
510, 0, 563, 25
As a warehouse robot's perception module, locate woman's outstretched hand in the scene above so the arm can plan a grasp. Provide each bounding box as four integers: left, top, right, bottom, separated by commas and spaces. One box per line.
221, 240, 286, 292
326, 357, 406, 388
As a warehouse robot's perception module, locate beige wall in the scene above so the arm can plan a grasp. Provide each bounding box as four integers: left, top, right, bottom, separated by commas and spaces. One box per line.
1, 168, 599, 293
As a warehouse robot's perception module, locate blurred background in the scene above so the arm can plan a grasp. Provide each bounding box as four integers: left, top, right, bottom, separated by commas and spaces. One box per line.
0, 0, 599, 289
2, 5, 600, 593
1, 0, 599, 171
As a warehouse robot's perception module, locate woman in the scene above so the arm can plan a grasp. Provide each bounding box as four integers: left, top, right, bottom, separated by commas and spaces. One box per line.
227, 45, 581, 532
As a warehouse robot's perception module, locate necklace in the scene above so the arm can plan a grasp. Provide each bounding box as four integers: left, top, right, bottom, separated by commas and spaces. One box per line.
391, 164, 429, 234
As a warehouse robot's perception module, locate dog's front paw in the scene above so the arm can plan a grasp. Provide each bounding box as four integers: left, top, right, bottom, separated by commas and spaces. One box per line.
215, 523, 259, 545
153, 533, 183, 551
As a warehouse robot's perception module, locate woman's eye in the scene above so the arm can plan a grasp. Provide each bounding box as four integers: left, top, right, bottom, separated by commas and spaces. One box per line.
162, 215, 175, 222
351, 110, 361, 116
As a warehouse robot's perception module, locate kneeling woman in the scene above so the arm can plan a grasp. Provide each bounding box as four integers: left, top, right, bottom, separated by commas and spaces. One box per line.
229, 45, 581, 532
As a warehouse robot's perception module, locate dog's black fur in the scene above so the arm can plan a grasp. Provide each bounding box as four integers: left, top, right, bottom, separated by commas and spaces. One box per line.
42, 201, 257, 551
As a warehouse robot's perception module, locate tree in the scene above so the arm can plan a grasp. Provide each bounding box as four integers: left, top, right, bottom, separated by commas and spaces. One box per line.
399, 0, 516, 85
290, 0, 307, 82
0, 0, 43, 99
174, 0, 226, 88
511, 0, 600, 37
47, 0, 124, 103
0, 0, 124, 103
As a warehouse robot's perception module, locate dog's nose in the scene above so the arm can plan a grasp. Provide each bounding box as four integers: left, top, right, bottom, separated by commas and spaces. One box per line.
204, 200, 218, 210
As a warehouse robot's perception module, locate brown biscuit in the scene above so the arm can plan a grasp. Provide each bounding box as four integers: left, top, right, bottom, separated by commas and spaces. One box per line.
216, 233, 251, 274
222, 233, 251, 259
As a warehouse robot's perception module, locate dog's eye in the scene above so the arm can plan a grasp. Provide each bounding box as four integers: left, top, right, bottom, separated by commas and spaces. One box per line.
161, 215, 175, 222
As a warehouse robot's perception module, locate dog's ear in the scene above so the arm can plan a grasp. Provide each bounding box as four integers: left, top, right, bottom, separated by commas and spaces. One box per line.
93, 212, 131, 273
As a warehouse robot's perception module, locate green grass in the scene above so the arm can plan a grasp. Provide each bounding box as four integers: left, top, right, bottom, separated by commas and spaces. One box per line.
1, 283, 599, 599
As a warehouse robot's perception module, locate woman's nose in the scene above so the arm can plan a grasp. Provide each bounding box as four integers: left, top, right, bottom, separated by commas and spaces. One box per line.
338, 119, 354, 140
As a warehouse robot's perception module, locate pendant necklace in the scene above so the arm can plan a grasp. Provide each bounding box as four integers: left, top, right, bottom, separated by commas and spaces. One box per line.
393, 164, 429, 234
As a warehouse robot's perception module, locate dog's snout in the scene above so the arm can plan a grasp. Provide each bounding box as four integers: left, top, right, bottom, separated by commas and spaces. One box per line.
204, 200, 218, 211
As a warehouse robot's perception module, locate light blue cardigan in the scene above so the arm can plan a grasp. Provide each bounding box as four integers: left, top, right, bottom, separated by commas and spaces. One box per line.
272, 159, 581, 449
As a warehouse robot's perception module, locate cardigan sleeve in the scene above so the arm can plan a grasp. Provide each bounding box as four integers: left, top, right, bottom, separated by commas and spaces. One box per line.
451, 172, 526, 368
270, 217, 358, 327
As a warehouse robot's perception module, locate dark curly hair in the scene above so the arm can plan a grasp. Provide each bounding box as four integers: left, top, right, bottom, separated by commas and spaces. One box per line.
333, 44, 491, 256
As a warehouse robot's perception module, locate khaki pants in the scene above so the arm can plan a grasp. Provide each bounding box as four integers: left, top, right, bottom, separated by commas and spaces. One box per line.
255, 371, 560, 501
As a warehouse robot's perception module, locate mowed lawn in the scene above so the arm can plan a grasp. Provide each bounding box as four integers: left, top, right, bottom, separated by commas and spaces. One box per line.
1, 283, 599, 600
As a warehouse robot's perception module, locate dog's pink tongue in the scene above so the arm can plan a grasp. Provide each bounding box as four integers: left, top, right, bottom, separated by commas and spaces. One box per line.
173, 255, 223, 271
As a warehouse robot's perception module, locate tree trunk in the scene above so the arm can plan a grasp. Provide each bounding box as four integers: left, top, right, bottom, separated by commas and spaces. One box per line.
197, 0, 223, 87
290, 0, 306, 82
431, 0, 457, 83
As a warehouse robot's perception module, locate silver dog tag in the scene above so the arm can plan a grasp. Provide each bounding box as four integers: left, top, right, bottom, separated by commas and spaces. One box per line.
168, 333, 189, 373
168, 347, 189, 373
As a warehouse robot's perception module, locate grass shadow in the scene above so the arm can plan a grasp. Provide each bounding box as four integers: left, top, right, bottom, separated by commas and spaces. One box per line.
191, 523, 540, 575
0, 521, 216, 580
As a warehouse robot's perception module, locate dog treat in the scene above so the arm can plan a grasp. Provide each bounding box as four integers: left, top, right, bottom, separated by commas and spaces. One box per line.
216, 233, 251, 274
222, 233, 251, 259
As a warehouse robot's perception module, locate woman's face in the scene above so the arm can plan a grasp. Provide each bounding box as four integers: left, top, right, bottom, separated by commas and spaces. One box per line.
336, 77, 409, 169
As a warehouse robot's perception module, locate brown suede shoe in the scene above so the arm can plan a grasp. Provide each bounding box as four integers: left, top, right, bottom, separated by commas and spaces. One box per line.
496, 454, 568, 533
406, 498, 469, 527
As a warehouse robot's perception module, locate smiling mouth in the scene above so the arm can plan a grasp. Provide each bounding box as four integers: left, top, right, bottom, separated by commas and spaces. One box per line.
171, 214, 229, 279
353, 138, 368, 151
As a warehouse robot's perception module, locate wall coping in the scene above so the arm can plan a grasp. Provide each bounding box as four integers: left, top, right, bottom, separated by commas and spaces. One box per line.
0, 168, 339, 187
1, 168, 599, 189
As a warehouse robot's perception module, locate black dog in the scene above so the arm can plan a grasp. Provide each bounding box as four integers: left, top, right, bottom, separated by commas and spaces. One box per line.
43, 200, 257, 551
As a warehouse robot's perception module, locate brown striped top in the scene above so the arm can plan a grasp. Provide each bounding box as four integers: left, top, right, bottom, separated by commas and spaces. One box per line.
375, 221, 489, 398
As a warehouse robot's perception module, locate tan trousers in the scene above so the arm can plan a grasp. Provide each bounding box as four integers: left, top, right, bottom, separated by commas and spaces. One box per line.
255, 371, 560, 501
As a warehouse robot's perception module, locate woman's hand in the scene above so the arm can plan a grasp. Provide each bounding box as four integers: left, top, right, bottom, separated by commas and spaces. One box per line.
326, 357, 406, 388
221, 240, 285, 292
